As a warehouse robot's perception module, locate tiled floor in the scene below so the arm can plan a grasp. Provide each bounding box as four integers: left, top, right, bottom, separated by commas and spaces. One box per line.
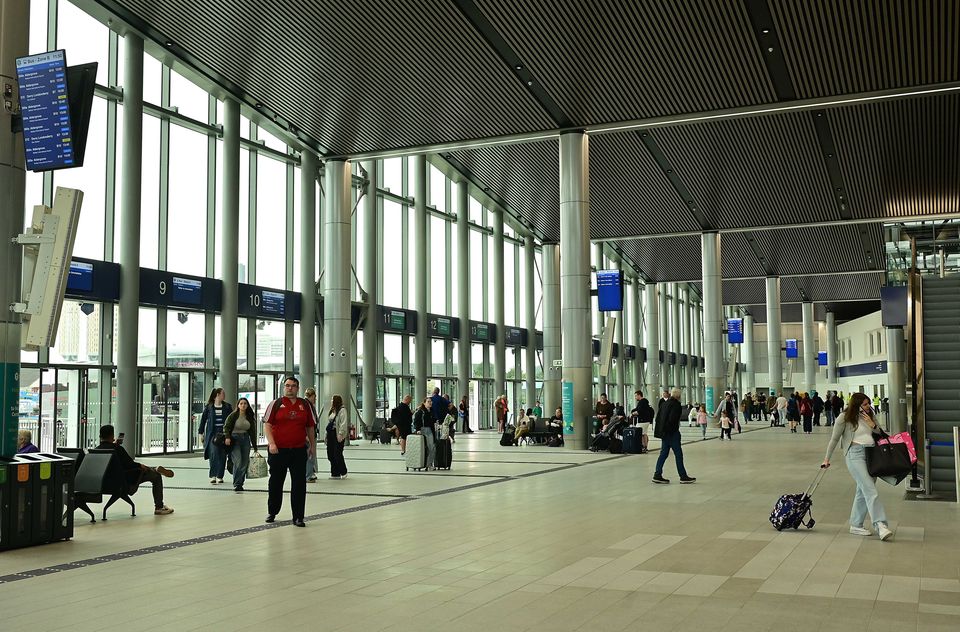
1, 423, 958, 631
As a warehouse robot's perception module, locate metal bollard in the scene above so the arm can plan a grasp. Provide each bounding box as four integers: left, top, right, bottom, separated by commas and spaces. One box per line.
917, 437, 937, 499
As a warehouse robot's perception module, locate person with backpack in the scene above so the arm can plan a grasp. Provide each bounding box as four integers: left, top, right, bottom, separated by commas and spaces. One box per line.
800, 393, 814, 434
786, 393, 800, 433
325, 394, 349, 480
812, 391, 825, 426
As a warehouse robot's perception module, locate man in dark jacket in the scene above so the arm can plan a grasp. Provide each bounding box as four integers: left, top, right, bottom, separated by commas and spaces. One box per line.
652, 388, 695, 485
96, 424, 175, 515
430, 388, 447, 425
631, 390, 653, 426
394, 395, 414, 455
811, 392, 825, 426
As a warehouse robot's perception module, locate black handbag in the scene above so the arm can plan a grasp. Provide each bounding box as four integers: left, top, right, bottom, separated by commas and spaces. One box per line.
865, 428, 912, 480
213, 432, 228, 448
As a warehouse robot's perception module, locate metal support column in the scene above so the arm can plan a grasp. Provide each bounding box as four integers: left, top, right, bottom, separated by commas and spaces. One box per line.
826, 311, 838, 384
361, 159, 378, 432
525, 234, 536, 407
116, 33, 144, 447
542, 244, 561, 414
0, 0, 27, 455
323, 160, 353, 409
744, 313, 756, 395
559, 132, 593, 449
413, 156, 428, 399
802, 302, 816, 394
645, 283, 660, 397
456, 180, 470, 407
702, 233, 724, 417
300, 151, 319, 390
493, 208, 506, 400
766, 277, 783, 397
886, 326, 907, 434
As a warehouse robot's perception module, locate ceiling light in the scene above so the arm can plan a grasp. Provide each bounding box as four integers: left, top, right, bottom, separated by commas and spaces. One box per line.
515, 65, 522, 70
255, 103, 263, 109
165, 40, 174, 47
526, 81, 533, 86
762, 29, 770, 34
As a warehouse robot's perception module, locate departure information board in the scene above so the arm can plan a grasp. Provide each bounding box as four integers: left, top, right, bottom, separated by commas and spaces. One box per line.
16, 50, 75, 171
596, 269, 624, 311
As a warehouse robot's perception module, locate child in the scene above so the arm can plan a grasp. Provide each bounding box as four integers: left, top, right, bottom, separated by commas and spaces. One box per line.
440, 403, 457, 443
719, 410, 732, 441
688, 404, 698, 427
697, 405, 708, 440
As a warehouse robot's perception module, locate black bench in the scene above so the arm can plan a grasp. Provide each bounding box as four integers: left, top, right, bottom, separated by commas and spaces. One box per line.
60, 448, 138, 522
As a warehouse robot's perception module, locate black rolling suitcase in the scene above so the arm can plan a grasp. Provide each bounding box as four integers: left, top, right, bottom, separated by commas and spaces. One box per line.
379, 428, 392, 444
435, 438, 453, 469
499, 427, 515, 446
622, 426, 643, 454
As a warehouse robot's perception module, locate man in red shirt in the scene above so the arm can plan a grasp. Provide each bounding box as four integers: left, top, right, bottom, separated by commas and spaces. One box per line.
263, 376, 317, 527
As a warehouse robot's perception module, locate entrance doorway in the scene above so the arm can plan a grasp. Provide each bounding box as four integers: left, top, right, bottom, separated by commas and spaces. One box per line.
138, 370, 208, 455
19, 366, 102, 451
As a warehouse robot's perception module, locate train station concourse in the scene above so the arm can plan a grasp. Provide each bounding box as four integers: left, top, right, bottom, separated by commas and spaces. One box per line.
0, 1, 959, 631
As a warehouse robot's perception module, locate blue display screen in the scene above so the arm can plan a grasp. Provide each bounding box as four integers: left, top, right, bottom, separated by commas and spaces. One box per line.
16, 50, 75, 171
172, 276, 202, 305
262, 290, 285, 316
785, 339, 798, 358
66, 261, 93, 292
818, 351, 828, 366
596, 269, 624, 311
727, 318, 743, 344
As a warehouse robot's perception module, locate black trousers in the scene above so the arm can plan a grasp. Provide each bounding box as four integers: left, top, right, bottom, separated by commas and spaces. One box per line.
326, 439, 347, 477
133, 466, 164, 508
268, 447, 307, 520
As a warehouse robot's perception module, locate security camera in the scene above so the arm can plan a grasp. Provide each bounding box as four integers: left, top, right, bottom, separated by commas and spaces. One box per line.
329, 350, 335, 357
340, 350, 347, 358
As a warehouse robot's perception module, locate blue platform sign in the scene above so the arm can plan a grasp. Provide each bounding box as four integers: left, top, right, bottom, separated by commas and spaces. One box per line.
785, 339, 798, 358
561, 381, 575, 435
727, 318, 744, 344
818, 351, 828, 366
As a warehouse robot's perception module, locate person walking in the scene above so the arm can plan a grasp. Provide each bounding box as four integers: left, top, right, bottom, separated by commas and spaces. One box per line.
198, 388, 233, 484
395, 395, 414, 455
757, 392, 768, 422
822, 392, 894, 541
325, 394, 349, 479
812, 391, 825, 427
652, 388, 696, 484
304, 387, 320, 482
262, 376, 317, 527
800, 393, 814, 434
414, 397, 436, 470
775, 392, 788, 428
459, 395, 473, 433
697, 404, 708, 440
830, 392, 843, 427
223, 397, 258, 492
787, 393, 800, 433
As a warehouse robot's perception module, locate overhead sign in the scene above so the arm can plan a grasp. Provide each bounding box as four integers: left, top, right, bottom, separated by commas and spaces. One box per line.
818, 351, 828, 366
505, 327, 527, 346
140, 268, 222, 312
427, 314, 459, 339
469, 320, 495, 343
727, 318, 744, 344
596, 269, 624, 312
16, 50, 75, 171
239, 283, 302, 321
785, 339, 798, 358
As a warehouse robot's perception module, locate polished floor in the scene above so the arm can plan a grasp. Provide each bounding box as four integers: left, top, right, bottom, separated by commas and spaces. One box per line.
1, 422, 958, 631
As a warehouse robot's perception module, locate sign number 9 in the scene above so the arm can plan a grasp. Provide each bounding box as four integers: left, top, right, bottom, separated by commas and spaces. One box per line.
159, 281, 167, 295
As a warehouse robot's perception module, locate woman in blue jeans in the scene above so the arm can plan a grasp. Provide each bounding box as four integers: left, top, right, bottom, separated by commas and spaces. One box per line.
822, 392, 893, 541
224, 398, 258, 492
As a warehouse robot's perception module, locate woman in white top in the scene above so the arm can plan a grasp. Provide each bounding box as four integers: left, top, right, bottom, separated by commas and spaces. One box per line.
822, 392, 892, 541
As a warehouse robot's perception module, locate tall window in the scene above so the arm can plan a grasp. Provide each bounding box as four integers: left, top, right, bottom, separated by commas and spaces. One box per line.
167, 125, 207, 275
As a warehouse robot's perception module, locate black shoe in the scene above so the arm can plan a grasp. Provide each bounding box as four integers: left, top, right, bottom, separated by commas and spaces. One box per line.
652, 475, 670, 484
235, 486, 244, 492
293, 518, 306, 527
680, 476, 697, 484
265, 514, 275, 523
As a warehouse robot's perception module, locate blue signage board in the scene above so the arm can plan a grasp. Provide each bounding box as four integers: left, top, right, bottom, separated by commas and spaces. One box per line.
172, 276, 202, 305
727, 318, 744, 344
16, 50, 75, 171
880, 286, 908, 327
596, 269, 624, 312
705, 385, 716, 420
562, 381, 575, 435
66, 261, 93, 292
818, 351, 828, 366
785, 339, 798, 358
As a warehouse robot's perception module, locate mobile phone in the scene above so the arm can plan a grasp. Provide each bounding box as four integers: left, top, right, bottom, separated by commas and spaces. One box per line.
117, 432, 125, 445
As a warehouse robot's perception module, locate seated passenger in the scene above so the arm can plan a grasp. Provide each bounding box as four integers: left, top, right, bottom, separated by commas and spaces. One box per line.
16, 429, 40, 454
547, 408, 564, 445
514, 408, 533, 445
95, 424, 176, 515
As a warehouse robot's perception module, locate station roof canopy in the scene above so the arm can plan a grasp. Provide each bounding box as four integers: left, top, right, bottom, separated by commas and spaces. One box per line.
89, 0, 960, 319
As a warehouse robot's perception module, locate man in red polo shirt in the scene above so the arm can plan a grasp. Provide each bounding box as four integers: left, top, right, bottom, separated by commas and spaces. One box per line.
263, 376, 317, 527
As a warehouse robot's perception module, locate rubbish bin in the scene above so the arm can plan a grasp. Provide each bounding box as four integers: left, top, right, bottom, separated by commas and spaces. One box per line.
1, 455, 35, 549
13, 453, 75, 546
0, 456, 12, 551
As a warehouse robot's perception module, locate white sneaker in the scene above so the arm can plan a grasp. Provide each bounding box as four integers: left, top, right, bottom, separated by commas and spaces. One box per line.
216, 478, 224, 484
209, 477, 217, 484
849, 526, 872, 536
877, 522, 893, 541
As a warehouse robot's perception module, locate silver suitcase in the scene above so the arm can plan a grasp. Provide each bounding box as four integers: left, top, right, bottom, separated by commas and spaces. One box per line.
405, 433, 427, 471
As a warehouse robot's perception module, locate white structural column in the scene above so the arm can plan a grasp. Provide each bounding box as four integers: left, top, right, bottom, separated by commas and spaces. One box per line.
116, 33, 144, 446
361, 159, 378, 431
595, 244, 607, 396
645, 284, 660, 396
300, 151, 319, 390
492, 208, 506, 399
615, 260, 627, 403
632, 276, 644, 395
657, 283, 669, 388
766, 278, 783, 396
802, 302, 816, 393
682, 287, 692, 397
670, 284, 681, 390
559, 132, 593, 449
694, 301, 704, 402
542, 244, 561, 414
524, 234, 537, 407
413, 156, 428, 398
826, 311, 838, 384
743, 313, 756, 394
702, 233, 724, 417
323, 160, 353, 407
456, 180, 470, 406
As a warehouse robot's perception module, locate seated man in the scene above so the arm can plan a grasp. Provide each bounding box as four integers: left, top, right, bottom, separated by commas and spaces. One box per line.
513, 409, 532, 445
16, 429, 40, 454
95, 424, 176, 515
547, 408, 564, 445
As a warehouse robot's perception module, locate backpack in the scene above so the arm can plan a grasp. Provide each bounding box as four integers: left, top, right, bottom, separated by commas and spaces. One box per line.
800, 400, 812, 416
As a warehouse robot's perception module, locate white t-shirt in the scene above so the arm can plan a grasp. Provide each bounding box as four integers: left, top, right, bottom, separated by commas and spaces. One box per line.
852, 417, 877, 446
776, 396, 788, 410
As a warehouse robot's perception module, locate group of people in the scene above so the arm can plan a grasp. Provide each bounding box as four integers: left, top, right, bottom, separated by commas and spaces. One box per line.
383, 389, 471, 469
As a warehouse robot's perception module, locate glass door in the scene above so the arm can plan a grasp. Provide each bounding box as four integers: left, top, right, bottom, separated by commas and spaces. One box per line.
18, 367, 42, 449
139, 370, 205, 455
54, 368, 88, 450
